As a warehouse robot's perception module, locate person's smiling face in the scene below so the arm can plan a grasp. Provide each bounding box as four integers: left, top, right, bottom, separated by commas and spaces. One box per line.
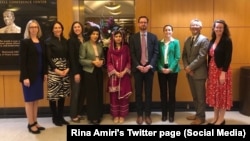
190, 21, 202, 36
214, 23, 224, 37
53, 23, 62, 38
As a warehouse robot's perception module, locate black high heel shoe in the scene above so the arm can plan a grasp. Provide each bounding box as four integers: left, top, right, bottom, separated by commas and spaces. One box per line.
213, 120, 226, 125
27, 122, 40, 134
34, 121, 45, 130
207, 121, 217, 125
219, 120, 226, 125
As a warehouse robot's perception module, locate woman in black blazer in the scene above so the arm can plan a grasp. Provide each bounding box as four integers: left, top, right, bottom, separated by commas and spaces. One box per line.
68, 21, 85, 122
45, 21, 70, 126
19, 19, 46, 134
206, 20, 233, 125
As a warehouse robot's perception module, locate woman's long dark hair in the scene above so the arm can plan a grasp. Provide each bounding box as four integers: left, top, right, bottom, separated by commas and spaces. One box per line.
69, 21, 84, 39
211, 20, 230, 41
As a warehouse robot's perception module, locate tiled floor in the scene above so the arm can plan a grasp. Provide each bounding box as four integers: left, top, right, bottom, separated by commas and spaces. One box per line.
0, 111, 249, 141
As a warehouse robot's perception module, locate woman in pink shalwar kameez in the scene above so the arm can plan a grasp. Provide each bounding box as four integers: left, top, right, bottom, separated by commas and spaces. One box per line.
107, 30, 132, 123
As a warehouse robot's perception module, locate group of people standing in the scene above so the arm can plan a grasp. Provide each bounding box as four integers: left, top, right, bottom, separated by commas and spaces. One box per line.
129, 16, 233, 126
19, 20, 73, 134
18, 15, 233, 134
18, 19, 131, 134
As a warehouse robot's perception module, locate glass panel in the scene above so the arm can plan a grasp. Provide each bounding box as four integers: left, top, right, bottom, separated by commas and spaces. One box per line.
76, 0, 135, 41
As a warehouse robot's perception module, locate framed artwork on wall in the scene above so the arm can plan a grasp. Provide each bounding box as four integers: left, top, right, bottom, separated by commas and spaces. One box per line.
0, 0, 57, 70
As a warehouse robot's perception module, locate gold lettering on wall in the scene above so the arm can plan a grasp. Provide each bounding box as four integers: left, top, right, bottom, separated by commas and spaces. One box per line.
6, 0, 47, 4
0, 40, 20, 56
0, 1, 8, 4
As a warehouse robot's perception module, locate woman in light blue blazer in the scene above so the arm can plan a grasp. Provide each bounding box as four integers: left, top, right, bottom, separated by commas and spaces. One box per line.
157, 24, 181, 123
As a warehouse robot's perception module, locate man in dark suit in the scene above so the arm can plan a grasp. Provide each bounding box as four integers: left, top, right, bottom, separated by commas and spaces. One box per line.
182, 19, 209, 125
129, 16, 158, 125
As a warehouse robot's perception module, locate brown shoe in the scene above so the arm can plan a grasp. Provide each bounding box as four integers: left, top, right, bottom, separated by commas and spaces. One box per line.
145, 116, 152, 125
136, 116, 143, 125
186, 115, 196, 120
191, 118, 205, 125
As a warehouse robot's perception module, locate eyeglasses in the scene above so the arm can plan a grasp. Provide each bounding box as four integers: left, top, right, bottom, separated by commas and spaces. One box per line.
29, 26, 38, 29
139, 22, 147, 24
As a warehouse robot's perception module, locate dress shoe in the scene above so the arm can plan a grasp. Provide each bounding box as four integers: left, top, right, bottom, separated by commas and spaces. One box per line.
136, 116, 143, 125
90, 120, 100, 125
161, 116, 167, 122
215, 120, 225, 125
60, 118, 70, 125
145, 116, 152, 125
186, 115, 196, 120
220, 120, 226, 125
190, 118, 205, 125
52, 118, 63, 126
207, 122, 215, 125
207, 120, 217, 125
169, 117, 174, 123
27, 122, 40, 134
34, 121, 45, 130
53, 120, 63, 126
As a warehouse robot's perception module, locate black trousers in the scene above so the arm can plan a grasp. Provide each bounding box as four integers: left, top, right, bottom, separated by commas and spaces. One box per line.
134, 70, 154, 117
83, 67, 104, 121
157, 72, 178, 118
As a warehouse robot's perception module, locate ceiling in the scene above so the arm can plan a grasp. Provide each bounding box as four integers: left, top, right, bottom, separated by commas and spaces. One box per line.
83, 0, 135, 27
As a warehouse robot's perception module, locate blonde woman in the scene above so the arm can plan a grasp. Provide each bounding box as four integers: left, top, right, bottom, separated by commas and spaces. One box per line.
19, 19, 46, 134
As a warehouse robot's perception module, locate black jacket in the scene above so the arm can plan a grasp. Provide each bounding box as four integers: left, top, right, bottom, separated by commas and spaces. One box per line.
208, 37, 232, 72
68, 37, 82, 76
19, 38, 47, 84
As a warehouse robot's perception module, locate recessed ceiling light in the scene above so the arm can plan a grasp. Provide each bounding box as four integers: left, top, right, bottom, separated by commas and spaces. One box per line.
104, 2, 121, 10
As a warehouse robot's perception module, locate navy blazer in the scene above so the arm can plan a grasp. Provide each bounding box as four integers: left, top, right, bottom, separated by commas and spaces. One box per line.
19, 38, 47, 84
129, 32, 159, 72
208, 37, 232, 72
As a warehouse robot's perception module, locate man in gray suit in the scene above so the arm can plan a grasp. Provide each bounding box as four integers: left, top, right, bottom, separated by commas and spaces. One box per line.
182, 19, 209, 125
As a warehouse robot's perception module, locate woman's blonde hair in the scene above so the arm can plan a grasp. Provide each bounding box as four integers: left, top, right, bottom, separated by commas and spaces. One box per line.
23, 19, 42, 39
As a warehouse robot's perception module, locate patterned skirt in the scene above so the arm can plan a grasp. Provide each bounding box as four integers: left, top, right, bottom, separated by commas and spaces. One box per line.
47, 58, 70, 100
206, 57, 232, 110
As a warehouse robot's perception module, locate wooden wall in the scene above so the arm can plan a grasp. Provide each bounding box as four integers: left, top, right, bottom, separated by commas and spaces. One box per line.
135, 0, 250, 102
0, 0, 249, 108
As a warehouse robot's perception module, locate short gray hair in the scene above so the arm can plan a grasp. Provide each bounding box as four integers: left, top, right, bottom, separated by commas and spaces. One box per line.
190, 19, 202, 27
